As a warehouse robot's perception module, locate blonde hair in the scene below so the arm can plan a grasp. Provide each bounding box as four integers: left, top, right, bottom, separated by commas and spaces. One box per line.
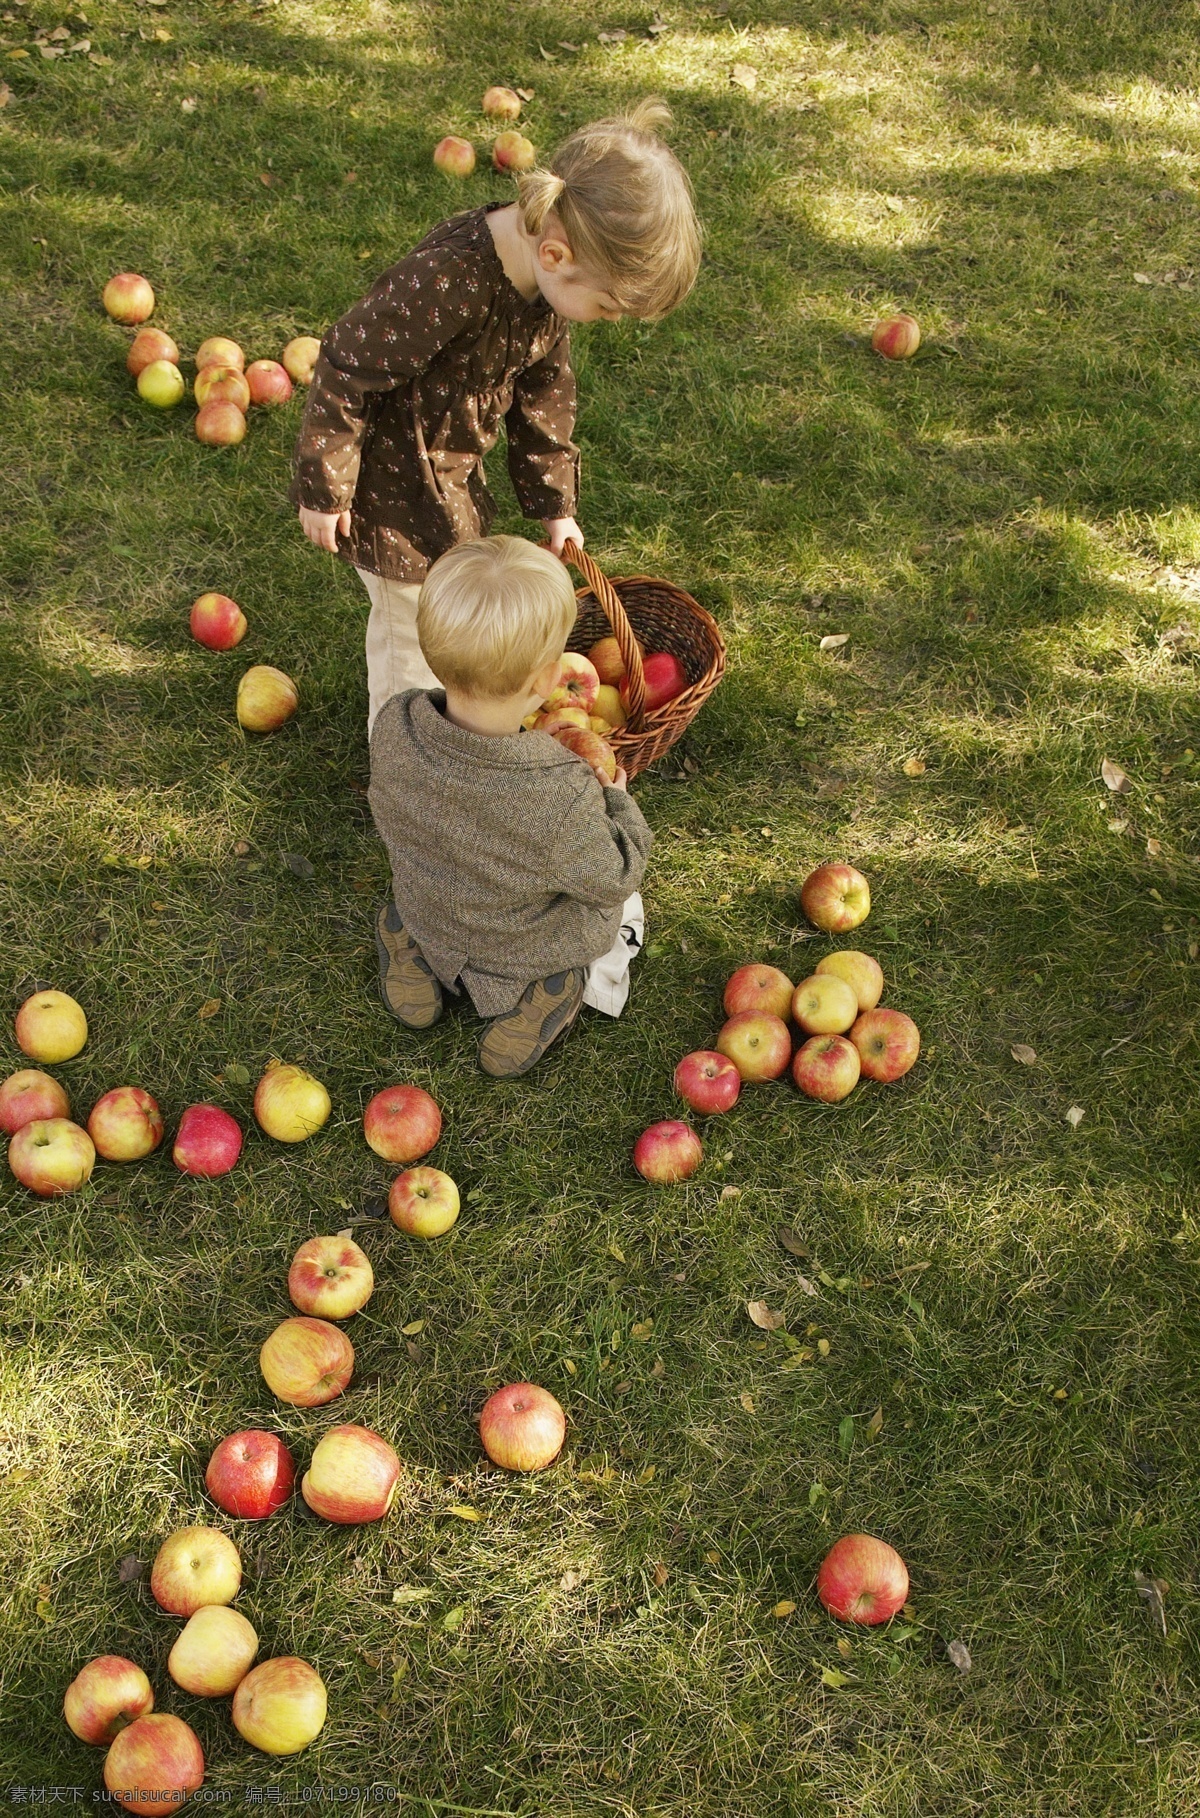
417, 536, 577, 698
517, 98, 701, 319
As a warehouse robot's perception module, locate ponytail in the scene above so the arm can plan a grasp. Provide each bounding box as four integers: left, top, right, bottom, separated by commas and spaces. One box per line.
516, 166, 567, 236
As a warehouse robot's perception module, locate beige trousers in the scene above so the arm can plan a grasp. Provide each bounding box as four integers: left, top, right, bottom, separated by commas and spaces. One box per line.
357, 568, 439, 734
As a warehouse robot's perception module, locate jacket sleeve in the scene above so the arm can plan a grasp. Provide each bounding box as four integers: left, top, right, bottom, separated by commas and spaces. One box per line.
544, 773, 652, 908
505, 323, 580, 520
292, 254, 486, 514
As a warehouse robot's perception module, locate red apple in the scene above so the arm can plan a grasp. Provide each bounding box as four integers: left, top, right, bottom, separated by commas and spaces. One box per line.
815, 949, 883, 1012
8, 1118, 95, 1196
245, 358, 294, 405
363, 1083, 441, 1163
15, 987, 87, 1061
716, 1011, 792, 1082
102, 273, 155, 324
0, 1068, 69, 1135
482, 85, 522, 121
817, 1533, 909, 1624
87, 1087, 164, 1161
206, 1430, 295, 1519
237, 664, 298, 731
492, 129, 535, 172
195, 400, 247, 446
552, 724, 617, 784
622, 650, 687, 714
800, 863, 871, 933
723, 963, 794, 1021
535, 705, 590, 734
195, 335, 244, 372
543, 652, 600, 715
479, 1383, 565, 1471
633, 1119, 703, 1183
126, 327, 179, 376
232, 1656, 327, 1755
168, 1606, 258, 1698
260, 1316, 354, 1407
433, 135, 476, 177
288, 1234, 374, 1318
190, 591, 247, 651
137, 359, 185, 408
587, 634, 635, 686
254, 1061, 330, 1142
674, 1050, 741, 1116
103, 1713, 204, 1814
389, 1165, 460, 1237
281, 335, 321, 384
850, 1008, 920, 1082
172, 1103, 242, 1177
791, 1034, 860, 1103
301, 1423, 401, 1522
150, 1525, 241, 1617
871, 314, 921, 360
194, 363, 250, 411
791, 974, 858, 1036
63, 1655, 154, 1745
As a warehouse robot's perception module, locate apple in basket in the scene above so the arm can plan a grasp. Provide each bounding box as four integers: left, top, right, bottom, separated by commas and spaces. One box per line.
621, 651, 687, 714
593, 684, 626, 730
535, 706, 590, 735
551, 724, 617, 783
543, 652, 600, 715
587, 635, 634, 686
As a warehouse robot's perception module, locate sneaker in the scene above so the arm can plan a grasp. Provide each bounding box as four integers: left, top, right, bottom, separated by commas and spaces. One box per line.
478, 968, 586, 1078
375, 900, 443, 1029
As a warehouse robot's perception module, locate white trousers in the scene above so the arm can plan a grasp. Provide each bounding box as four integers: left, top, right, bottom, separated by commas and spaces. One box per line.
583, 892, 644, 1019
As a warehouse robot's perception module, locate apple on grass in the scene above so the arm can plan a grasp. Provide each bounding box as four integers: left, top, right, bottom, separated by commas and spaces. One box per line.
493, 130, 535, 172
254, 1061, 330, 1142
195, 335, 244, 372
260, 1316, 354, 1406
817, 1533, 909, 1624
102, 273, 155, 324
800, 863, 871, 934
150, 1525, 241, 1617
633, 1119, 703, 1183
479, 1383, 565, 1472
136, 359, 185, 408
815, 949, 883, 1012
103, 1712, 204, 1814
288, 1234, 374, 1318
194, 363, 250, 410
9, 1118, 95, 1196
552, 724, 617, 783
87, 1087, 163, 1161
237, 665, 298, 731
0, 1068, 69, 1135
674, 1050, 741, 1116
206, 1430, 295, 1519
716, 1011, 792, 1082
850, 1008, 920, 1082
302, 1423, 401, 1522
363, 1083, 441, 1163
245, 358, 293, 405
871, 314, 921, 360
15, 987, 87, 1061
190, 591, 247, 651
168, 1605, 258, 1697
232, 1657, 327, 1756
389, 1165, 460, 1237
792, 974, 859, 1036
434, 135, 476, 177
63, 1656, 153, 1745
126, 328, 179, 376
282, 336, 321, 384
723, 963, 794, 1022
195, 400, 246, 446
621, 650, 687, 715
482, 84, 522, 120
172, 1104, 242, 1177
792, 1034, 860, 1103
543, 652, 600, 716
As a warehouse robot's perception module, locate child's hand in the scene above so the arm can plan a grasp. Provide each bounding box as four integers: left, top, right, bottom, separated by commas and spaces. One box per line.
610, 765, 628, 792
542, 516, 583, 558
299, 505, 351, 552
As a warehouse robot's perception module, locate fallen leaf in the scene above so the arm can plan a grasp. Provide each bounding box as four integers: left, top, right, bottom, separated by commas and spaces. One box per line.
558, 40, 579, 51
836, 1636, 853, 1660
866, 1406, 883, 1440
1101, 757, 1131, 793
538, 43, 557, 59
0, 81, 11, 103
515, 86, 535, 100
282, 851, 314, 879
392, 1585, 431, 1604
447, 1505, 481, 1521
838, 1414, 855, 1453
774, 1599, 796, 1617
36, 1599, 54, 1622
1134, 1569, 1169, 1639
818, 1337, 831, 1358
1146, 837, 1162, 857
638, 1464, 656, 1484
720, 1185, 741, 1200
1010, 1043, 1037, 1065
69, 38, 89, 52
747, 1299, 785, 1331
597, 28, 626, 42
224, 1061, 250, 1085
1065, 1105, 1085, 1129
180, 95, 197, 111
48, 23, 69, 37
631, 1320, 653, 1341
441, 1606, 466, 1632
343, 170, 357, 183
739, 1391, 755, 1414
39, 43, 64, 56
650, 1357, 665, 1377
648, 20, 668, 33
563, 1358, 577, 1375
6, 48, 31, 59
819, 632, 850, 651
731, 61, 758, 90
902, 756, 926, 777
884, 194, 904, 213
259, 170, 282, 188
560, 1569, 581, 1590
153, 25, 171, 38
946, 1639, 972, 1673
1133, 271, 1153, 284
401, 1319, 425, 1336
777, 1224, 809, 1257
88, 50, 111, 63
820, 1666, 852, 1688
197, 998, 221, 1020
796, 1274, 818, 1297
117, 1555, 145, 1584
608, 1242, 626, 1263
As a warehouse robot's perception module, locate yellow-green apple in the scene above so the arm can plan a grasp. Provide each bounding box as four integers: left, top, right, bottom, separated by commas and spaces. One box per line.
871, 314, 920, 360
632, 1119, 703, 1183
9, 1118, 95, 1196
389, 1165, 460, 1237
103, 1712, 204, 1814
493, 129, 535, 172
87, 1087, 164, 1161
195, 335, 244, 372
792, 974, 858, 1036
237, 664, 298, 731
363, 1083, 441, 1163
0, 1068, 69, 1135
126, 327, 179, 376
482, 84, 522, 120
716, 1011, 792, 1082
172, 1103, 242, 1176
206, 1429, 295, 1519
587, 635, 634, 687
621, 650, 687, 714
815, 949, 883, 1012
137, 359, 185, 407
674, 1049, 740, 1116
194, 363, 250, 410
536, 705, 591, 735
817, 1533, 909, 1623
791, 1034, 860, 1103
254, 1061, 330, 1142
231, 1656, 327, 1755
102, 273, 155, 324
301, 1423, 401, 1522
553, 724, 617, 783
800, 863, 871, 933
189, 591, 247, 651
245, 358, 293, 405
288, 1234, 374, 1318
480, 1383, 565, 1471
260, 1316, 354, 1406
543, 652, 600, 715
723, 963, 794, 1022
150, 1526, 242, 1617
433, 135, 476, 177
593, 683, 627, 728
169, 1605, 258, 1697
850, 1008, 920, 1082
282, 335, 321, 384
195, 400, 247, 446
63, 1655, 153, 1745
15, 987, 87, 1061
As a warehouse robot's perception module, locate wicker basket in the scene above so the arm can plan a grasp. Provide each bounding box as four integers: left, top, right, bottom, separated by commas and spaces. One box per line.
562, 540, 725, 779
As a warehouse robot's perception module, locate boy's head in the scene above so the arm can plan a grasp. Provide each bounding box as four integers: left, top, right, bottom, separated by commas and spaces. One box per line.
418, 536, 577, 701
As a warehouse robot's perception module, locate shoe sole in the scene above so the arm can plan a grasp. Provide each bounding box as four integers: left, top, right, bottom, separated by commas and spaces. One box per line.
375, 907, 443, 1030
478, 974, 584, 1077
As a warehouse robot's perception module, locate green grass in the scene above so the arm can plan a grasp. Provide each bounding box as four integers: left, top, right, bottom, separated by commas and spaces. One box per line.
2, 0, 1199, 1809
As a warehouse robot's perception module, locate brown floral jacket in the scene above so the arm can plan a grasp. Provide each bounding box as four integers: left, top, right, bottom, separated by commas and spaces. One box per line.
290, 204, 580, 581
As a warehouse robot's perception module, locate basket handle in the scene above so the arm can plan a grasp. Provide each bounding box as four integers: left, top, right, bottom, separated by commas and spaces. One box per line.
561, 539, 647, 730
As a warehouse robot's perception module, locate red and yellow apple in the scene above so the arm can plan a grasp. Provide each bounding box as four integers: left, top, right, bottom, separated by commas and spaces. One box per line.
674, 1050, 740, 1116
168, 1605, 258, 1697
622, 650, 687, 714
136, 359, 185, 408
536, 705, 591, 735
245, 358, 293, 405
543, 651, 600, 715
254, 1061, 330, 1142
552, 724, 617, 783
433, 135, 476, 177
482, 85, 522, 120
237, 664, 298, 731
282, 335, 321, 384
87, 1087, 164, 1161
63, 1655, 153, 1745
15, 988, 87, 1061
206, 1430, 296, 1519
587, 635, 634, 687
492, 130, 535, 172
0, 1068, 69, 1135
103, 1712, 204, 1814
301, 1423, 401, 1522
126, 327, 179, 375
800, 863, 871, 934
716, 1011, 792, 1082
102, 273, 155, 324
815, 949, 883, 1012
194, 363, 250, 410
8, 1118, 95, 1196
850, 1008, 920, 1082
791, 974, 858, 1036
288, 1234, 374, 1318
260, 1316, 354, 1407
150, 1526, 242, 1618
189, 591, 247, 651
632, 1119, 702, 1183
172, 1104, 243, 1177
389, 1165, 460, 1237
195, 335, 244, 372
195, 400, 246, 446
232, 1656, 327, 1755
723, 963, 794, 1022
363, 1083, 441, 1163
592, 683, 627, 729
817, 1533, 909, 1624
791, 1034, 860, 1103
479, 1383, 565, 1471
871, 314, 920, 360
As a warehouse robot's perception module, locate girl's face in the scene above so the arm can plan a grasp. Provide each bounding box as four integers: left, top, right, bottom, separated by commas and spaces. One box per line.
533, 237, 624, 323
